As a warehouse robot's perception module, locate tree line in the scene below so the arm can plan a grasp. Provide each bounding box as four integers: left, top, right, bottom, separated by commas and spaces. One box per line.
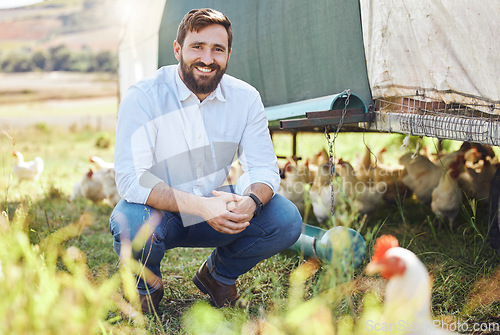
1, 44, 117, 73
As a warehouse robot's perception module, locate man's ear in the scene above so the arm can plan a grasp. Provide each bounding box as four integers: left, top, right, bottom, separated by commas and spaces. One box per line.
173, 40, 181, 61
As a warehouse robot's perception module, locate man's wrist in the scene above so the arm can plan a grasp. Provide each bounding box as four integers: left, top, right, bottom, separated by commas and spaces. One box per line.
244, 193, 263, 217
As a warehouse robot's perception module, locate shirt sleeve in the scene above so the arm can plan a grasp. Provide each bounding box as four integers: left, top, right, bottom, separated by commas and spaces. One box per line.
114, 85, 162, 204
235, 92, 281, 195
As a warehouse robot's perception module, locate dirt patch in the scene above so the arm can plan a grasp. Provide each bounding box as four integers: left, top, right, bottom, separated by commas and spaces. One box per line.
0, 18, 61, 40
0, 97, 118, 130
38, 26, 120, 52
0, 72, 118, 103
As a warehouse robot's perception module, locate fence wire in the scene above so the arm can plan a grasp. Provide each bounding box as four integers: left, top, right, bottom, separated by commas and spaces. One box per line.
373, 97, 500, 146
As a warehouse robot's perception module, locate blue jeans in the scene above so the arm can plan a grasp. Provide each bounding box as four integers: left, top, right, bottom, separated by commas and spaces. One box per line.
109, 186, 302, 295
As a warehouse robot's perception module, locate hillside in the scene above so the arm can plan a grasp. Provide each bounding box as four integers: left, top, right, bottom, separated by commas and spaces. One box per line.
0, 2, 121, 127
0, 0, 121, 53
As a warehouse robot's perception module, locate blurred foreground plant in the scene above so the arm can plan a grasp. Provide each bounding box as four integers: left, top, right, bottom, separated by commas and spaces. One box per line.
181, 195, 371, 335
0, 203, 146, 334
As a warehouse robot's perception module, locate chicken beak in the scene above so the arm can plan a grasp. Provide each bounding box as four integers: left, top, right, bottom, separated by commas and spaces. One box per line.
365, 261, 383, 276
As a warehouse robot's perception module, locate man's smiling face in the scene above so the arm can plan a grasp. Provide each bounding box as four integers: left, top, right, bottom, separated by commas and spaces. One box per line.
174, 24, 231, 101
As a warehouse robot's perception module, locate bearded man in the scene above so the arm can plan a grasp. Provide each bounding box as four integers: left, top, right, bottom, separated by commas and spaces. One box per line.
110, 8, 302, 315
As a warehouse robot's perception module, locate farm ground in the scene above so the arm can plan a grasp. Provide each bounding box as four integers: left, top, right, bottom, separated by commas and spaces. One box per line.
0, 72, 118, 130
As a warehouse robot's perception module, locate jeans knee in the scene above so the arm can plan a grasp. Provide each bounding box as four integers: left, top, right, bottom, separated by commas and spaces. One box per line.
262, 194, 302, 241
109, 200, 167, 264
288, 209, 303, 244
272, 202, 303, 247
133, 238, 166, 265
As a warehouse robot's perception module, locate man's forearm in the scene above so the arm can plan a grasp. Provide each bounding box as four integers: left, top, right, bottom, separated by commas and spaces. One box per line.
145, 181, 273, 220
147, 182, 250, 233
243, 182, 273, 205
146, 182, 206, 216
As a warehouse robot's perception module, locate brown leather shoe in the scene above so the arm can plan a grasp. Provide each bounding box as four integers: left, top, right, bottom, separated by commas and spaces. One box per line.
192, 261, 240, 308
139, 284, 164, 315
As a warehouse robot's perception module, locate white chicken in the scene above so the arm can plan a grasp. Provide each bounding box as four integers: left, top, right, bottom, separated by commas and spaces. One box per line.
355, 146, 376, 183
399, 153, 445, 204
309, 163, 336, 224
70, 168, 121, 207
309, 148, 330, 167
431, 159, 463, 229
366, 235, 455, 334
89, 155, 114, 170
336, 159, 383, 215
100, 168, 121, 207
356, 146, 408, 204
278, 160, 307, 215
70, 169, 106, 204
12, 151, 44, 182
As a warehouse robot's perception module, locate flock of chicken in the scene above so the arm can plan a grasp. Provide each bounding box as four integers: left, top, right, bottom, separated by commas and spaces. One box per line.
11, 140, 498, 223
12, 151, 120, 207
277, 141, 499, 228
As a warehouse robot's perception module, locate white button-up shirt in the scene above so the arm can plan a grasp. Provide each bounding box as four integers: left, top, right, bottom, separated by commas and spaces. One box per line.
114, 65, 280, 206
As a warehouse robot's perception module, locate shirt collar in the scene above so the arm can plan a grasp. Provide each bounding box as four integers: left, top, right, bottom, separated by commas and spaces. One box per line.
175, 64, 226, 103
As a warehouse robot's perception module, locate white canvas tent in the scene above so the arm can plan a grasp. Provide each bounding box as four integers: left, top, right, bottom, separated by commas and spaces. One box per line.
362, 0, 500, 108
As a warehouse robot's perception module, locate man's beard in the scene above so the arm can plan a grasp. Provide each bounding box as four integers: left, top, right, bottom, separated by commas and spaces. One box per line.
179, 56, 227, 95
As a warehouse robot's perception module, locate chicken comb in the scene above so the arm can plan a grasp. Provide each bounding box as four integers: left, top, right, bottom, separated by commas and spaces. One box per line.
283, 160, 292, 171
371, 235, 399, 262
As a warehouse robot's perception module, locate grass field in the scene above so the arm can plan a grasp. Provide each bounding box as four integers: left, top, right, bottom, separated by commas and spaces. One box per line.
0, 91, 499, 333
0, 73, 118, 130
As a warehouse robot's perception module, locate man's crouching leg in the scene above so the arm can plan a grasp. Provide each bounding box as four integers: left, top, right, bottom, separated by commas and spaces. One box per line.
109, 199, 168, 314
192, 192, 303, 307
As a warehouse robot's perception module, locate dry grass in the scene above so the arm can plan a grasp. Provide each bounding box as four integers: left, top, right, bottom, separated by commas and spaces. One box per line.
0, 72, 118, 103
0, 72, 119, 130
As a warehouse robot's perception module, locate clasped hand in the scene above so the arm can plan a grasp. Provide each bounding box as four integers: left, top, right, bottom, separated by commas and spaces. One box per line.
201, 190, 256, 234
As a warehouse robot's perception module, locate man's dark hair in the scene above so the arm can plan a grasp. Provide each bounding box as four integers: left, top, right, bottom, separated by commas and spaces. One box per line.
176, 8, 233, 50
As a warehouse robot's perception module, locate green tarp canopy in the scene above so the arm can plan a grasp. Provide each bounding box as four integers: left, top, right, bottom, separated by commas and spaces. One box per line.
119, 0, 372, 127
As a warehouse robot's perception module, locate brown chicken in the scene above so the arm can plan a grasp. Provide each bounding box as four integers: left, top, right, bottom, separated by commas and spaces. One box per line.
465, 157, 499, 202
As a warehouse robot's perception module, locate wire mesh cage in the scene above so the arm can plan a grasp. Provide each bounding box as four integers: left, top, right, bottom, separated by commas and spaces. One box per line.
372, 96, 500, 146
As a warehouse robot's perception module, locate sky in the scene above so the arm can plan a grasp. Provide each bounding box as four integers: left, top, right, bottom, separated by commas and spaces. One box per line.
0, 0, 44, 9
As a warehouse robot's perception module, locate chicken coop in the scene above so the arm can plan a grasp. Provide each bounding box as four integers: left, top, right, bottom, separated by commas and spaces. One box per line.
117, 0, 500, 249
